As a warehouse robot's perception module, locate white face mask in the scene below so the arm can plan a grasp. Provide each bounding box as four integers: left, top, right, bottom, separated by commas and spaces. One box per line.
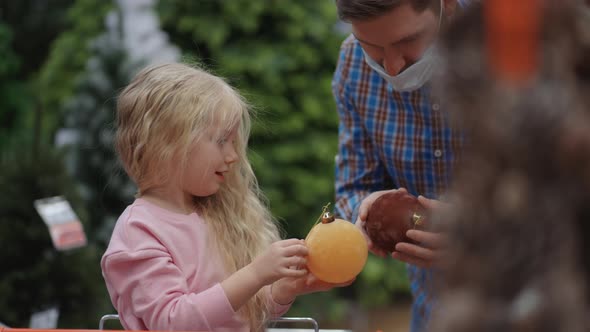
362, 0, 444, 92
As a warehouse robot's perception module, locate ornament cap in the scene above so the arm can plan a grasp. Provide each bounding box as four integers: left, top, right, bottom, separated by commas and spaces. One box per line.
321, 212, 335, 223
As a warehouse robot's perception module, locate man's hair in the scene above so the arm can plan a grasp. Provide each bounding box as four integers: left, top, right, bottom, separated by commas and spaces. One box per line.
335, 0, 438, 21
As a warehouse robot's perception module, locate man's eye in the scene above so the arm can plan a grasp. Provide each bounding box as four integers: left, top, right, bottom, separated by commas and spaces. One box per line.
362, 43, 382, 52
217, 138, 227, 145
400, 34, 422, 46
402, 37, 418, 45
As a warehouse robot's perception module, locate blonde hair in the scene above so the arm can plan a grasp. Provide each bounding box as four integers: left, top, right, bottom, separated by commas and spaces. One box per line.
116, 63, 281, 331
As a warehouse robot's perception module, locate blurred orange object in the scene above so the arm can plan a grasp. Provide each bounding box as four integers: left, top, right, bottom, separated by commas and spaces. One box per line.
305, 212, 368, 283
485, 0, 542, 84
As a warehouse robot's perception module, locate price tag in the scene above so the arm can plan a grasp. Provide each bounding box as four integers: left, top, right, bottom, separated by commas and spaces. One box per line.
34, 196, 87, 251
29, 307, 59, 329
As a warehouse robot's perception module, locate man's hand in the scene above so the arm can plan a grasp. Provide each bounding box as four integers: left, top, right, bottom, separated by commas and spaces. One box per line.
355, 188, 408, 257
391, 196, 449, 268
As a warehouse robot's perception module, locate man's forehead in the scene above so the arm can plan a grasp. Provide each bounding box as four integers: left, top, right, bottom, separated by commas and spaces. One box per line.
351, 5, 434, 46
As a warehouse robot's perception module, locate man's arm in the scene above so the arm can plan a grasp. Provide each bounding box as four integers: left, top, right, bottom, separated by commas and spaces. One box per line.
331, 37, 391, 223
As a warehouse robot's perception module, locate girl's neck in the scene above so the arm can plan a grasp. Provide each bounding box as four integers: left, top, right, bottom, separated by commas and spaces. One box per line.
141, 188, 195, 215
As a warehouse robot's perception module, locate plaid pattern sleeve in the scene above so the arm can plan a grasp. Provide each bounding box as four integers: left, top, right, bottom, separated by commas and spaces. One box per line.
332, 35, 395, 223
331, 35, 464, 332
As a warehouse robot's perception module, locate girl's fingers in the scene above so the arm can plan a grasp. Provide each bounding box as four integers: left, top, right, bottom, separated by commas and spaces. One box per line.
284, 268, 308, 278
307, 274, 334, 289
282, 244, 309, 257
305, 274, 318, 286
278, 238, 305, 247
286, 256, 307, 267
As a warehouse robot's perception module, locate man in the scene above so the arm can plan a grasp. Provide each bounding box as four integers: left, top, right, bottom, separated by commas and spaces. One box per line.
332, 0, 467, 331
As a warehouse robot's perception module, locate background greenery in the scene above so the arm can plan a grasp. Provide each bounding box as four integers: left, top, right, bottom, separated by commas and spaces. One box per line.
0, 0, 409, 329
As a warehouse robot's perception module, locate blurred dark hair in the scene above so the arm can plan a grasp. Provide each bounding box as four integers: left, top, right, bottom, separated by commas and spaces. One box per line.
335, 0, 438, 21
429, 1, 590, 331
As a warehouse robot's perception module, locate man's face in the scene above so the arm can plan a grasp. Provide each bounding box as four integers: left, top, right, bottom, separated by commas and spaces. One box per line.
352, 2, 443, 76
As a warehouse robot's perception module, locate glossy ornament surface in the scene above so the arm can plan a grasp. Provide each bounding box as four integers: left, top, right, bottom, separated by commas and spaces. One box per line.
364, 191, 427, 253
306, 212, 368, 283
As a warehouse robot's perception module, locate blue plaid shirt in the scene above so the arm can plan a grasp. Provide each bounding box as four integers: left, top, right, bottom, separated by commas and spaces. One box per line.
332, 35, 464, 332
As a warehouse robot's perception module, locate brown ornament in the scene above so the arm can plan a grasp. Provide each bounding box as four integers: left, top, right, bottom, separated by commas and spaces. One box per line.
364, 191, 428, 253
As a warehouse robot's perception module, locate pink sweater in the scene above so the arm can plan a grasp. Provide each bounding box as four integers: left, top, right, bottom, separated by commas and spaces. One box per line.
101, 198, 291, 331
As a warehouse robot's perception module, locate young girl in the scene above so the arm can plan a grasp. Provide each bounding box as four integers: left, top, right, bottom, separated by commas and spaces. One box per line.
101, 63, 342, 332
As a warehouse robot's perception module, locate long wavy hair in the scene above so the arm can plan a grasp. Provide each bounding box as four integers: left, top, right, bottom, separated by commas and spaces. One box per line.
115, 63, 281, 331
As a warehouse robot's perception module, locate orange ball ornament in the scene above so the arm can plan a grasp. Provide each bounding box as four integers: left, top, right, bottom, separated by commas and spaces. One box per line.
305, 211, 368, 284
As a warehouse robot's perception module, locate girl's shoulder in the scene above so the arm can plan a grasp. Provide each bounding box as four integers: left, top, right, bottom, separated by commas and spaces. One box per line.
107, 199, 204, 252
123, 198, 201, 225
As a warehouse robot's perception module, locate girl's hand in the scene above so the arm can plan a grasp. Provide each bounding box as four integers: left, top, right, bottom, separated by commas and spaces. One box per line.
250, 238, 309, 286
296, 273, 354, 295
355, 188, 409, 257
271, 273, 354, 305
391, 196, 449, 268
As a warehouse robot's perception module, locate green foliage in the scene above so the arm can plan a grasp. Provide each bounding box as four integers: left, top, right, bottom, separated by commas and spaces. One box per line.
283, 290, 349, 325
0, 24, 20, 76
158, 0, 341, 238
356, 255, 410, 307
157, 0, 410, 324
0, 146, 111, 328
0, 2, 122, 326
0, 0, 74, 78
0, 0, 82, 148
0, 22, 33, 150
60, 29, 137, 246
13, 0, 411, 328
38, 0, 113, 137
